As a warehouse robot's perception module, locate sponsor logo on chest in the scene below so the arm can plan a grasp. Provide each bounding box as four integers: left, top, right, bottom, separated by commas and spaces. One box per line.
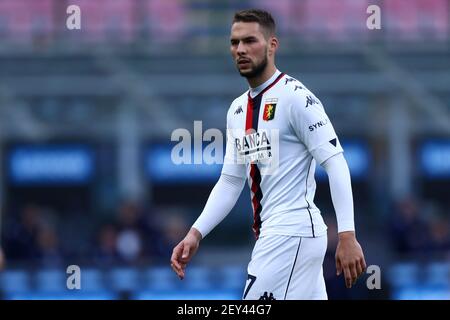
235, 130, 272, 163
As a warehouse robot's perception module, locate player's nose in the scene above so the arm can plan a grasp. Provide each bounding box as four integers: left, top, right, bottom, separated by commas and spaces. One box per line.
236, 42, 247, 54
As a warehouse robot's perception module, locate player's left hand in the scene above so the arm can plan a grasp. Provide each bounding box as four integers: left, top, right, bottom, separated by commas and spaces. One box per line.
335, 231, 366, 288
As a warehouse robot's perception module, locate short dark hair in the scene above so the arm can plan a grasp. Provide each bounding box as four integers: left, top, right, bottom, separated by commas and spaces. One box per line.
232, 9, 276, 38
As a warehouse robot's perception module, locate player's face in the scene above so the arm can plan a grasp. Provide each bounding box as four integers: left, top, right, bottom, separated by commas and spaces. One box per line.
230, 22, 270, 78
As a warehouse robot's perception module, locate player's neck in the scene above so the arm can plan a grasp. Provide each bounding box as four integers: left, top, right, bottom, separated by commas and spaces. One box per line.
247, 64, 277, 89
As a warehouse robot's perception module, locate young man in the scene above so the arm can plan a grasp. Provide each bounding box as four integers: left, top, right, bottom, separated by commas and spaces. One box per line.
171, 9, 366, 300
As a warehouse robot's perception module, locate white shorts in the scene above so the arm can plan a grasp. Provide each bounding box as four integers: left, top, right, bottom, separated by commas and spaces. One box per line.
242, 234, 328, 300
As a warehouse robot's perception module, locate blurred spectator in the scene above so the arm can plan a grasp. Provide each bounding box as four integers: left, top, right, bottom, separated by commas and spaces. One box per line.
390, 197, 430, 255
3, 204, 43, 262
427, 215, 450, 255
93, 224, 120, 266
36, 223, 64, 267
116, 201, 176, 264
2, 204, 68, 267
115, 201, 146, 264
0, 0, 54, 45
158, 210, 189, 259
74, 0, 135, 43
145, 0, 186, 43
385, 0, 449, 41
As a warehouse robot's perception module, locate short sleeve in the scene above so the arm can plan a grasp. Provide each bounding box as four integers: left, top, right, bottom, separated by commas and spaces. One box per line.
289, 92, 343, 165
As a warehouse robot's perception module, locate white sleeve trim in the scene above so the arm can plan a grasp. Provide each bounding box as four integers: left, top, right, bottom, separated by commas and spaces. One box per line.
321, 153, 355, 233
192, 173, 246, 238
310, 139, 344, 165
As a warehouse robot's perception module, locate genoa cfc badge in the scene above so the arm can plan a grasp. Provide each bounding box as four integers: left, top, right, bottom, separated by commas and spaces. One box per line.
263, 103, 276, 121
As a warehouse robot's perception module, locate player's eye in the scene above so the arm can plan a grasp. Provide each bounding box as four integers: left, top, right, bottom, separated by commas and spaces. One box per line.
244, 38, 257, 43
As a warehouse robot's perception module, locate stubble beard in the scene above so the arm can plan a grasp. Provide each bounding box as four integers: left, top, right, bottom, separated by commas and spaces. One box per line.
237, 50, 269, 80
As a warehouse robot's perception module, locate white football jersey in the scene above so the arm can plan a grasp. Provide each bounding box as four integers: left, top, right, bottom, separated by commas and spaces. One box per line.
222, 70, 343, 238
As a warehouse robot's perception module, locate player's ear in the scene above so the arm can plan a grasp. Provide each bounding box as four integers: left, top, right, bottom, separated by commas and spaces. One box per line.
268, 36, 278, 56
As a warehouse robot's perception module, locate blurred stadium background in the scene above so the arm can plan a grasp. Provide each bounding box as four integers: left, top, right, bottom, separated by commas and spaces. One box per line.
0, 0, 449, 300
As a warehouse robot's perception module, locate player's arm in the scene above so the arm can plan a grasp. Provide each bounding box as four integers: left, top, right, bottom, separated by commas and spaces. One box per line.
170, 173, 245, 279
322, 153, 366, 288
171, 109, 246, 279
289, 90, 366, 288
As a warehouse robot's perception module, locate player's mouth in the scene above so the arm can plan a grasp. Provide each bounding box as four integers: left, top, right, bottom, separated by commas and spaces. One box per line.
237, 58, 251, 68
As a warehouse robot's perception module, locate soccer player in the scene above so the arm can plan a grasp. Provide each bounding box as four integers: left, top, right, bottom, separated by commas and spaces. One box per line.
171, 9, 366, 300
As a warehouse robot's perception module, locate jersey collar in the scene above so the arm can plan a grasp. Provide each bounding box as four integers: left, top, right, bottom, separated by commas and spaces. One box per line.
248, 69, 282, 99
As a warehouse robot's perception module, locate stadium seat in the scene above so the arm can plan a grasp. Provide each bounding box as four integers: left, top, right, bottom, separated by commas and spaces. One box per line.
182, 266, 212, 290
145, 266, 178, 290
80, 268, 105, 292
218, 265, 246, 291
109, 267, 139, 292
7, 290, 117, 300
134, 288, 241, 300
0, 269, 31, 293
388, 263, 419, 288
0, 0, 54, 43
72, 0, 135, 43
35, 269, 66, 292
424, 262, 450, 286
143, 0, 186, 42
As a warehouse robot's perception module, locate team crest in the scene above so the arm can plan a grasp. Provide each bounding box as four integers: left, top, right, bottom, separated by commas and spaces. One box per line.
263, 98, 277, 121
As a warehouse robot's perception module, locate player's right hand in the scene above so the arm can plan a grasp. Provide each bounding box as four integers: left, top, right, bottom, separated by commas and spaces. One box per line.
170, 228, 202, 280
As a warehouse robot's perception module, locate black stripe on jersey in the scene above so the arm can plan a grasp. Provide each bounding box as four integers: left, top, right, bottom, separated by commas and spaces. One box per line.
251, 164, 263, 238
248, 92, 263, 238
239, 146, 272, 156
305, 157, 315, 238
250, 94, 262, 130
284, 237, 302, 300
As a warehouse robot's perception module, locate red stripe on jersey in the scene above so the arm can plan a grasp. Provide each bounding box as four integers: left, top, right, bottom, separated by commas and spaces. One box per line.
245, 95, 254, 131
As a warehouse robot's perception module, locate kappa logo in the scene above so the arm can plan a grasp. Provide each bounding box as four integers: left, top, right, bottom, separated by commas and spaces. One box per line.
259, 292, 276, 300
284, 77, 296, 85
285, 77, 304, 91
234, 105, 243, 115
305, 95, 319, 108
